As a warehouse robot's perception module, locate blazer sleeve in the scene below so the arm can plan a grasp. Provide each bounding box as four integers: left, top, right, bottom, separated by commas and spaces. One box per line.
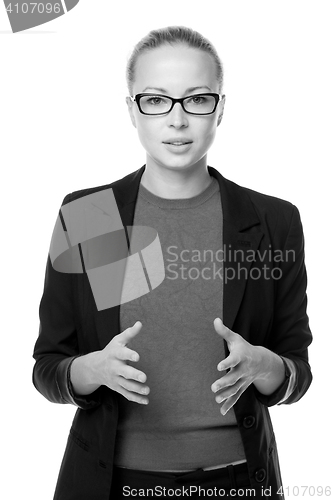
32, 195, 102, 410
254, 204, 313, 407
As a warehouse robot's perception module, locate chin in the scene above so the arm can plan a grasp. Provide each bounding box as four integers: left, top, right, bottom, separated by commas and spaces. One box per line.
158, 157, 199, 170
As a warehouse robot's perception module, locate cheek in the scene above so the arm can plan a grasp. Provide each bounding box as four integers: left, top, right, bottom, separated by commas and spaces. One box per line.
136, 120, 159, 149
196, 121, 218, 148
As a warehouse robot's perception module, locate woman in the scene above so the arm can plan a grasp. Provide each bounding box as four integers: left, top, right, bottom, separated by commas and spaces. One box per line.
33, 26, 312, 499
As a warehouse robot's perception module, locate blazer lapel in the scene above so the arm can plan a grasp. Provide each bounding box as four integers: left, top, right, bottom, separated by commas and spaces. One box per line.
207, 167, 263, 331
95, 166, 146, 349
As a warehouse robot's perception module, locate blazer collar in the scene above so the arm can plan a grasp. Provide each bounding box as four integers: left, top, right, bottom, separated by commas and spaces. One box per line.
112, 164, 260, 231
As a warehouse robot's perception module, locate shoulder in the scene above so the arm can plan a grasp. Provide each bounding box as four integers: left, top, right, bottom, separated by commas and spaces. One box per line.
228, 176, 295, 209
222, 175, 300, 226
60, 168, 142, 207
62, 183, 112, 206
231, 180, 306, 254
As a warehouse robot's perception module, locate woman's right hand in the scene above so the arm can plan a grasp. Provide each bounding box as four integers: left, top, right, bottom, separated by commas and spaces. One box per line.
70, 321, 150, 404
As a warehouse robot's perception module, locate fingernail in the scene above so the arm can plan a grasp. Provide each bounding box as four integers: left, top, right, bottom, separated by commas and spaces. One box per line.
132, 354, 139, 361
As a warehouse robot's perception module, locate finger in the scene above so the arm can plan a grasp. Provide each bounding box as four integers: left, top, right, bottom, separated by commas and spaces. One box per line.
211, 369, 242, 394
213, 318, 235, 343
214, 378, 246, 403
116, 385, 149, 405
217, 353, 240, 372
116, 346, 140, 362
118, 321, 143, 346
220, 382, 251, 415
220, 392, 242, 415
119, 365, 147, 384
118, 378, 150, 396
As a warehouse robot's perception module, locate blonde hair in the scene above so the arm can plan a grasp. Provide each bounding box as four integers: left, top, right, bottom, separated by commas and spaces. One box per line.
126, 26, 224, 94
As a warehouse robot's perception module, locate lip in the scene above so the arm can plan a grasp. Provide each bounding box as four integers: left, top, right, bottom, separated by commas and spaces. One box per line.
163, 138, 193, 145
163, 142, 193, 154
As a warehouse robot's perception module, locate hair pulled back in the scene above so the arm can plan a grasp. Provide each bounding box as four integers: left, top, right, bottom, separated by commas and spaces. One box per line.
126, 26, 224, 94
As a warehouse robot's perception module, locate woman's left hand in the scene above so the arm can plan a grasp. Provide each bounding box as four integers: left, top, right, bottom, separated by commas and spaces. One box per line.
211, 318, 284, 415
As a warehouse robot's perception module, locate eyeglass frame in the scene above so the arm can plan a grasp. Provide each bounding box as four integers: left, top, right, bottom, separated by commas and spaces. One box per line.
130, 92, 225, 116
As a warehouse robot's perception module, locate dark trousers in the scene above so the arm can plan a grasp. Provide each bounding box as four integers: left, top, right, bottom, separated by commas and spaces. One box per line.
110, 462, 254, 499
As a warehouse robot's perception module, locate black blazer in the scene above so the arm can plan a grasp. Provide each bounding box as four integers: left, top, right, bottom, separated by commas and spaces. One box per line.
33, 165, 312, 500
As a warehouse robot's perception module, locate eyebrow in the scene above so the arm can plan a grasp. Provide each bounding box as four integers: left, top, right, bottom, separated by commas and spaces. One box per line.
141, 85, 212, 94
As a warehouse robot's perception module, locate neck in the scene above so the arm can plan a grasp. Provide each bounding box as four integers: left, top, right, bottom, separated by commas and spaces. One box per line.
141, 157, 212, 199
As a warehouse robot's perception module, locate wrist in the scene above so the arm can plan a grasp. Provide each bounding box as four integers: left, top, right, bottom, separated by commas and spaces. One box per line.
253, 346, 285, 395
254, 346, 272, 381
87, 350, 103, 386
70, 351, 102, 395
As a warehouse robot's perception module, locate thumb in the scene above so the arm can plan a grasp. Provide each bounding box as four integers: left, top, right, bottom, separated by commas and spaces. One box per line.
213, 318, 234, 343
118, 321, 143, 346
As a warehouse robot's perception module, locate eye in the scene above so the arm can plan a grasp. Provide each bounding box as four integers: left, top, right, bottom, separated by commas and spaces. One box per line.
146, 96, 166, 106
188, 95, 207, 105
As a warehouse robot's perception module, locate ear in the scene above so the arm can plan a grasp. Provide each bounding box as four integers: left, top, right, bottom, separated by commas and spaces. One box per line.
217, 94, 226, 127
126, 96, 137, 128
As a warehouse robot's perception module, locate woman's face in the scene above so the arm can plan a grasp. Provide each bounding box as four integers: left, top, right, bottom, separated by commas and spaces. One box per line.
127, 44, 224, 173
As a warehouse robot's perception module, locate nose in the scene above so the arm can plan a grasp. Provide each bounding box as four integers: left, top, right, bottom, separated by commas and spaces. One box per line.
166, 102, 189, 129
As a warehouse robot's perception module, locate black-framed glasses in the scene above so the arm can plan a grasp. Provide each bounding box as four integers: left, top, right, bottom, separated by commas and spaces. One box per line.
130, 93, 224, 116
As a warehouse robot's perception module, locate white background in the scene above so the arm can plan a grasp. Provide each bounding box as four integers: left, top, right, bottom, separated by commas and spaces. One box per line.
1, 1, 332, 498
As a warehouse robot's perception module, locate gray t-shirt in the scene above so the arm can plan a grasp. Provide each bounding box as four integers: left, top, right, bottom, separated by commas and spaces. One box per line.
114, 176, 246, 470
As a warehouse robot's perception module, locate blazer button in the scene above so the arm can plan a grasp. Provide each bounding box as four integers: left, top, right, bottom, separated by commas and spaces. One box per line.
255, 468, 266, 482
243, 415, 256, 428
